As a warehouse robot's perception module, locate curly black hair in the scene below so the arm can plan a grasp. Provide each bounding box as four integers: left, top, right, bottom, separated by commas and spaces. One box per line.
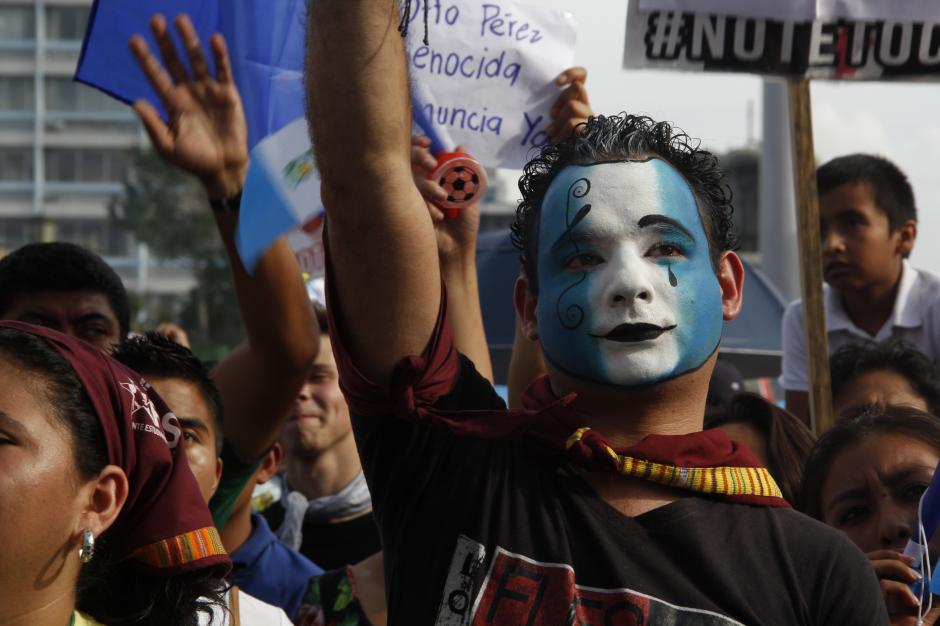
511, 113, 737, 295
112, 332, 225, 455
830, 338, 940, 418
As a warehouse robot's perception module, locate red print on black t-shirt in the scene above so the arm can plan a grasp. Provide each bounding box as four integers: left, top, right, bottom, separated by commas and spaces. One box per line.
436, 536, 742, 625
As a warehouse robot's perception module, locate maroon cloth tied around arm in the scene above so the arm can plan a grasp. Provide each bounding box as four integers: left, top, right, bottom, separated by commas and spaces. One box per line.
325, 271, 462, 420
0, 321, 229, 574
321, 225, 464, 421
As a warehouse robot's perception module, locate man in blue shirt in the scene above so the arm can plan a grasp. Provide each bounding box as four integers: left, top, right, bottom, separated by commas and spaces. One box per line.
221, 443, 323, 618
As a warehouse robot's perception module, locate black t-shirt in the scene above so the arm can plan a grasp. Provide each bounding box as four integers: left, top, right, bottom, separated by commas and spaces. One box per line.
262, 501, 381, 571
354, 355, 888, 624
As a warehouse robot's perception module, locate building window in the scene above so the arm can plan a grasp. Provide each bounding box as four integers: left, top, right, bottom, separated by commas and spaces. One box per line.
45, 148, 129, 182
57, 218, 106, 254
0, 5, 35, 41
0, 148, 33, 181
0, 77, 34, 111
0, 218, 39, 250
45, 77, 125, 113
45, 148, 75, 180
45, 5, 89, 41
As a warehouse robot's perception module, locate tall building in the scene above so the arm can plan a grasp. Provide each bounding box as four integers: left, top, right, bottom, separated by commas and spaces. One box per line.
0, 0, 194, 315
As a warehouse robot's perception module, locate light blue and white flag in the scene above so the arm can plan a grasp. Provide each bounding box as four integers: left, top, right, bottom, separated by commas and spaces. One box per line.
238, 117, 323, 270
76, 0, 316, 272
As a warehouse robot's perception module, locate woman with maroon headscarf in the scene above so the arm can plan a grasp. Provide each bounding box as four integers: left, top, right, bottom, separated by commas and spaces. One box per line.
0, 322, 230, 626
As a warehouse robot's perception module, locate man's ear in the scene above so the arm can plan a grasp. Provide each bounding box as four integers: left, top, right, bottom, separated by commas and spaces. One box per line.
514, 273, 539, 341
896, 219, 917, 257
76, 464, 129, 542
256, 442, 285, 485
718, 251, 745, 321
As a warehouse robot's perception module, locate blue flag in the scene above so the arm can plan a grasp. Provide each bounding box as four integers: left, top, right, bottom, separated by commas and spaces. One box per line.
924, 465, 940, 541
76, 0, 315, 270
919, 457, 940, 594
218, 0, 307, 150
76, 2, 220, 121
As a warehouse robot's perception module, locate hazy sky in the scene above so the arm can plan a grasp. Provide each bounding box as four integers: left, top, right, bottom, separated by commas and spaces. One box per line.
520, 1, 940, 273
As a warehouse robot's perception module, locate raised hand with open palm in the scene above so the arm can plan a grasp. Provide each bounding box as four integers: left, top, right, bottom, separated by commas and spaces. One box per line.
129, 14, 248, 201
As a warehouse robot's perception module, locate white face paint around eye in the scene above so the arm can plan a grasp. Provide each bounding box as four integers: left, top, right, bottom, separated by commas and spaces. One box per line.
535, 159, 723, 387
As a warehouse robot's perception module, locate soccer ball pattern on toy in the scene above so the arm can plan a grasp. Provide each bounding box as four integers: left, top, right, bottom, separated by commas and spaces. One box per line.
439, 166, 480, 203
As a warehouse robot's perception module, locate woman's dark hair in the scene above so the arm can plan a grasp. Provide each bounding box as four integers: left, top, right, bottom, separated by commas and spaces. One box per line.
705, 392, 815, 504
0, 326, 225, 626
798, 405, 940, 520
830, 339, 940, 417
511, 113, 737, 295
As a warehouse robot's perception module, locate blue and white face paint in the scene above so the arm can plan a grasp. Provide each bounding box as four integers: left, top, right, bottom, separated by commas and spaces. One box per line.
535, 159, 723, 387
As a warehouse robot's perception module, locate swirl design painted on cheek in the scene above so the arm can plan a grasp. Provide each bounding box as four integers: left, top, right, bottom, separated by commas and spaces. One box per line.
555, 177, 592, 330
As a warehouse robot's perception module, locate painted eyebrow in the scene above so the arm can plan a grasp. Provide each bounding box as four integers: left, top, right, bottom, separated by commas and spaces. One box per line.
637, 214, 695, 241
549, 230, 605, 257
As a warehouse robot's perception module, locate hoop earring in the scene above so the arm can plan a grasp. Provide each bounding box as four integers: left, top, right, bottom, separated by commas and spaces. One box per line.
79, 529, 95, 564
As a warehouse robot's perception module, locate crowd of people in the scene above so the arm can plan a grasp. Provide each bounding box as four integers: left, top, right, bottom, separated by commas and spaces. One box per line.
2, 2, 939, 625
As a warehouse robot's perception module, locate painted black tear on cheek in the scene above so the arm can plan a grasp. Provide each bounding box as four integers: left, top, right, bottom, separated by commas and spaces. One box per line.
668, 265, 678, 287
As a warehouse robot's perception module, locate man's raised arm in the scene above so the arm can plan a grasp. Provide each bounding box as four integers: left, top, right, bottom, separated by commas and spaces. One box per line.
307, 1, 440, 385
130, 15, 318, 459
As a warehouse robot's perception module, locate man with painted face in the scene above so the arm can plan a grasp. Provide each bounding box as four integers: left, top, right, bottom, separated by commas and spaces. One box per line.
305, 2, 886, 623
530, 158, 724, 387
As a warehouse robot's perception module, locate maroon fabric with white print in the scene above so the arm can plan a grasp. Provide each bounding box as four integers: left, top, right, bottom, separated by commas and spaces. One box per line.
0, 321, 228, 574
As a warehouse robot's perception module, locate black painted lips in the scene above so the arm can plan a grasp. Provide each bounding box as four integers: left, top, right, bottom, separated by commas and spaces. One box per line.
591, 323, 677, 343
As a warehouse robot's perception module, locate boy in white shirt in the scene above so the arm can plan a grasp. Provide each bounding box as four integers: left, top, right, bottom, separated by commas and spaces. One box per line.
781, 154, 940, 423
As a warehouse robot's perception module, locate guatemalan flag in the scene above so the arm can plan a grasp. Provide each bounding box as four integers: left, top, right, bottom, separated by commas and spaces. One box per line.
75, 0, 323, 272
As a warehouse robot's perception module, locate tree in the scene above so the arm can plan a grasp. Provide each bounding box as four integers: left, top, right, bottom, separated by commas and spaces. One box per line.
111, 149, 242, 358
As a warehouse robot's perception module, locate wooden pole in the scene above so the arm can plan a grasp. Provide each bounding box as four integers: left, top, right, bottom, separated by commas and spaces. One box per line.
786, 79, 833, 435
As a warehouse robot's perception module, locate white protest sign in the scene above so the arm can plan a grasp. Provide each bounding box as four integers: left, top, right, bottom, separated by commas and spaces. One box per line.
639, 0, 940, 23
404, 0, 577, 169
625, 0, 940, 81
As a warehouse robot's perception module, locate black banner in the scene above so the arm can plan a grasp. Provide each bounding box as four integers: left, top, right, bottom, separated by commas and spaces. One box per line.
624, 0, 940, 81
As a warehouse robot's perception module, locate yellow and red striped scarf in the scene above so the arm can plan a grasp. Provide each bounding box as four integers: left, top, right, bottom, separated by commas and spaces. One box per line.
403, 373, 790, 508
565, 427, 784, 502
